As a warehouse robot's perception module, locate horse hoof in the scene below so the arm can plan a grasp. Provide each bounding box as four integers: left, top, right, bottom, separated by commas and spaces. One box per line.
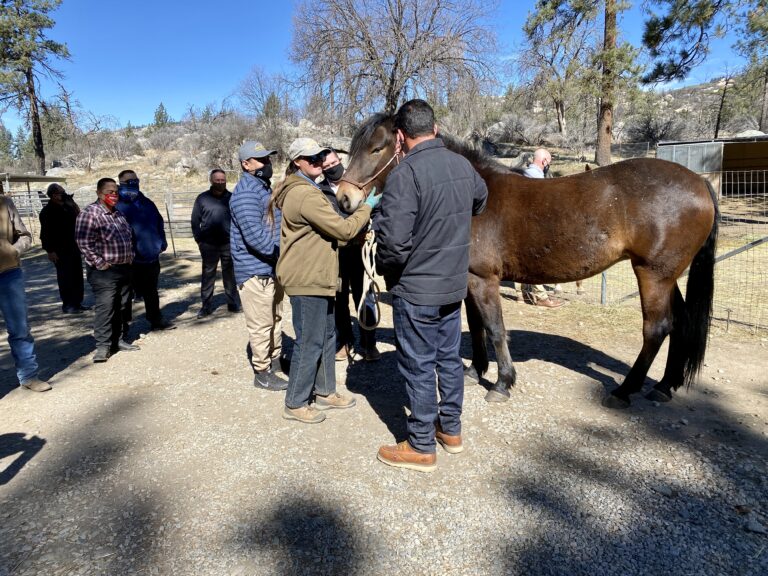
602, 394, 630, 409
485, 388, 510, 403
464, 365, 479, 385
645, 388, 672, 403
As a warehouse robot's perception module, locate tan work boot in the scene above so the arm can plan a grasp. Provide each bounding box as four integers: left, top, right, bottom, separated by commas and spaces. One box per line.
435, 424, 464, 454
21, 378, 52, 392
377, 441, 437, 472
314, 392, 356, 411
335, 345, 349, 362
283, 405, 326, 424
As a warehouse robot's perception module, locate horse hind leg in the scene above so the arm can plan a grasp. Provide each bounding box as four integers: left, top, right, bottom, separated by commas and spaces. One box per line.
646, 286, 686, 403
463, 289, 487, 384
604, 270, 676, 409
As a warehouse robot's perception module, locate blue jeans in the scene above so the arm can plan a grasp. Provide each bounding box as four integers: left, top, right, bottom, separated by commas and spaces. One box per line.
0, 268, 39, 385
285, 296, 336, 409
392, 296, 464, 453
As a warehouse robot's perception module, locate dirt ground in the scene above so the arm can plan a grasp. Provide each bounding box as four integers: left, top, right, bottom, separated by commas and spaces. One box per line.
1, 249, 767, 575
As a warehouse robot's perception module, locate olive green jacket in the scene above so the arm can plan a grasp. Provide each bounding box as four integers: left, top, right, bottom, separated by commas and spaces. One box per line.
274, 173, 371, 296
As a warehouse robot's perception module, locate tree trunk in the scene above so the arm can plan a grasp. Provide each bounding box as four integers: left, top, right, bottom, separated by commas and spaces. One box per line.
555, 99, 567, 136
595, 0, 616, 166
760, 66, 768, 133
714, 79, 730, 139
25, 68, 46, 175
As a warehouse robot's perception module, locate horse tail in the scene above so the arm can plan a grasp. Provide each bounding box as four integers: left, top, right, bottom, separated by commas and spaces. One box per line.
681, 179, 719, 387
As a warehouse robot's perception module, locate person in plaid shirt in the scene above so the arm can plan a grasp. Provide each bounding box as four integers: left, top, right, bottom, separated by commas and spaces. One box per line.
76, 178, 139, 363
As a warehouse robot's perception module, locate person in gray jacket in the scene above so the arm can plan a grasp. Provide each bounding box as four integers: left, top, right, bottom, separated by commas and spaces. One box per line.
191, 169, 240, 317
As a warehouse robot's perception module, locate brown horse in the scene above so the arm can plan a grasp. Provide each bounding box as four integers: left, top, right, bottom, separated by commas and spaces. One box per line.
337, 114, 718, 408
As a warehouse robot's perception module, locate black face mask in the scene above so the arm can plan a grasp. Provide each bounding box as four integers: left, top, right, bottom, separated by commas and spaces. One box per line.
543, 164, 550, 176
255, 164, 273, 182
323, 163, 345, 183
211, 183, 227, 194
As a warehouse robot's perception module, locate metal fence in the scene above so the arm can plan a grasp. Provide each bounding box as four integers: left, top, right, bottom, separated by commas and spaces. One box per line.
566, 170, 767, 335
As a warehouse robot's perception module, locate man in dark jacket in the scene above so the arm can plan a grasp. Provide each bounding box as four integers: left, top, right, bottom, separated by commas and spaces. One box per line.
375, 99, 488, 472
39, 183, 88, 314
116, 170, 174, 331
191, 169, 240, 318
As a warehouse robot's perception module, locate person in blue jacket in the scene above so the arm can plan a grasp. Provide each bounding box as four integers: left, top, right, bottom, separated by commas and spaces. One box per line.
116, 170, 175, 333
230, 140, 286, 391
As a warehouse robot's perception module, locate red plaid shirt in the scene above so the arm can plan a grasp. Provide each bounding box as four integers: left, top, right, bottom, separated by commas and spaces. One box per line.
75, 201, 134, 269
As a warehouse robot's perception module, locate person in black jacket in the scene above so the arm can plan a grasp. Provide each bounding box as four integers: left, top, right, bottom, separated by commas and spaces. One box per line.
39, 183, 88, 314
191, 169, 240, 317
374, 99, 488, 472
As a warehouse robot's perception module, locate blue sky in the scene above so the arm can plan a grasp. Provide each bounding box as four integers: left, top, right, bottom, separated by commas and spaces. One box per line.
0, 0, 742, 132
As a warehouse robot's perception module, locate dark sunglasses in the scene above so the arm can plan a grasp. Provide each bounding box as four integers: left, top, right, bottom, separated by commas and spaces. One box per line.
302, 152, 327, 165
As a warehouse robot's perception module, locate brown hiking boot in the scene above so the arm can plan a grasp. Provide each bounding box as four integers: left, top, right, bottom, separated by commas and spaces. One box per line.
377, 441, 437, 472
535, 297, 565, 308
21, 378, 52, 392
436, 424, 464, 454
314, 392, 356, 411
283, 405, 326, 424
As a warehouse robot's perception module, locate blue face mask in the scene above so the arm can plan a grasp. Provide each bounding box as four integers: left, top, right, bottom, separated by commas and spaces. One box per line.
118, 178, 140, 201
118, 186, 139, 202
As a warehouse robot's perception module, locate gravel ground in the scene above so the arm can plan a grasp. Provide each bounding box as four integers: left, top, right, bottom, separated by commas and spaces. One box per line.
1, 250, 767, 575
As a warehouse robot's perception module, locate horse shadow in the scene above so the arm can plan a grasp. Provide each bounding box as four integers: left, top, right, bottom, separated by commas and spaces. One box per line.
508, 329, 636, 391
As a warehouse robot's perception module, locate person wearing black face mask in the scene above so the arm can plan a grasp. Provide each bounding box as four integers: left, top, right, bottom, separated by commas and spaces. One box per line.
191, 169, 240, 318
230, 140, 287, 391
319, 150, 381, 363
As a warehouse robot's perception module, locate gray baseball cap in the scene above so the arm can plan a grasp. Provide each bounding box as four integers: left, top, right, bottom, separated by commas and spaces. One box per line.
238, 140, 276, 161
287, 138, 331, 161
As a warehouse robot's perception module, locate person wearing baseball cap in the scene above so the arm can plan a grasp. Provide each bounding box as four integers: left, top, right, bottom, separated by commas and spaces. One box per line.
230, 139, 287, 391
271, 137, 381, 424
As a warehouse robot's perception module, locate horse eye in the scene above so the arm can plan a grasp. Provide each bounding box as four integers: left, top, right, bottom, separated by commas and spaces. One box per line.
372, 147, 383, 154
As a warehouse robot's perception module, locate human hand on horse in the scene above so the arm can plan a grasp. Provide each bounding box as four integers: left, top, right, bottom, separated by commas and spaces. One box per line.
364, 186, 381, 210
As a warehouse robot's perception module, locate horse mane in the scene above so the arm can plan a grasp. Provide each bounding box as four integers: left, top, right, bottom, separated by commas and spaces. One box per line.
438, 132, 514, 175
350, 113, 392, 157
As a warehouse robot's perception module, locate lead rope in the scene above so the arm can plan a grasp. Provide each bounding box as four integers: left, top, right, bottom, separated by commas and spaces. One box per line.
357, 229, 381, 330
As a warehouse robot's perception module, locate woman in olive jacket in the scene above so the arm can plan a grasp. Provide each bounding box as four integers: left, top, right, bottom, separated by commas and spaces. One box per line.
272, 138, 380, 424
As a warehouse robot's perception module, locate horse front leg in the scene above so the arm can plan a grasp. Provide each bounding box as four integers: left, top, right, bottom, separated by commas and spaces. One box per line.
604, 270, 675, 409
468, 274, 516, 402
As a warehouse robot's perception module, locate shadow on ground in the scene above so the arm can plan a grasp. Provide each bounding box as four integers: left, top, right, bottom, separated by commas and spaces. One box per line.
233, 496, 366, 574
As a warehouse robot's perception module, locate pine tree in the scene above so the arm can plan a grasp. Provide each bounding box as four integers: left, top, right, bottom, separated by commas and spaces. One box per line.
0, 0, 70, 174
153, 102, 171, 127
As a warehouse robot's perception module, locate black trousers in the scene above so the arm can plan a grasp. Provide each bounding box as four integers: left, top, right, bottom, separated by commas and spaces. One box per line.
131, 261, 162, 325
199, 241, 238, 309
54, 250, 84, 309
86, 264, 132, 349
335, 243, 375, 351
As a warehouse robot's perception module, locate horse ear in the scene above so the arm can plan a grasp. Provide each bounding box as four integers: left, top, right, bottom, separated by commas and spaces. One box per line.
584, 164, 591, 172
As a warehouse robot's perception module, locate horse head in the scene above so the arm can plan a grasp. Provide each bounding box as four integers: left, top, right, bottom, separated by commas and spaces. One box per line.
337, 113, 397, 213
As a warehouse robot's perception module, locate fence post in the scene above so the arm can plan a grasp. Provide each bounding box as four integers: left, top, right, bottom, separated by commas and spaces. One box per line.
601, 272, 607, 306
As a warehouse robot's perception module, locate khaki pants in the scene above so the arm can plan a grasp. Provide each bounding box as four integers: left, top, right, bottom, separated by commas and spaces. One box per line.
239, 276, 283, 372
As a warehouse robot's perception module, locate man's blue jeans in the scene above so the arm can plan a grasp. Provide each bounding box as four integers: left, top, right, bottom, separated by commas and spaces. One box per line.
285, 295, 336, 409
392, 296, 464, 453
0, 267, 39, 385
